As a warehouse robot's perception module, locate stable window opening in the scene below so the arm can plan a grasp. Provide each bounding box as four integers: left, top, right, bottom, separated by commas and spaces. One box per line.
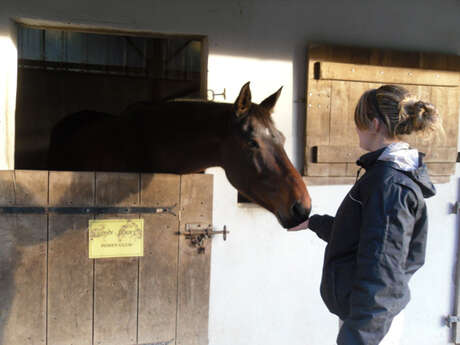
15, 24, 207, 170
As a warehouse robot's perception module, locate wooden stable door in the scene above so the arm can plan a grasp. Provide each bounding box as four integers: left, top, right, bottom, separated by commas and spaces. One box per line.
0, 171, 213, 345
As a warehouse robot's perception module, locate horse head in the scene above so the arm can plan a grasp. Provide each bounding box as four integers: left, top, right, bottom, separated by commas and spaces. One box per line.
221, 82, 311, 228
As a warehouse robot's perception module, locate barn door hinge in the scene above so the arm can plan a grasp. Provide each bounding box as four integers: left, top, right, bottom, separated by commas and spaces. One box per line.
180, 223, 229, 254
446, 315, 460, 328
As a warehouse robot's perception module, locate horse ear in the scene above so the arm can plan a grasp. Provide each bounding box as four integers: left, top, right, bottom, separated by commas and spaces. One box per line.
234, 82, 252, 118
260, 86, 283, 114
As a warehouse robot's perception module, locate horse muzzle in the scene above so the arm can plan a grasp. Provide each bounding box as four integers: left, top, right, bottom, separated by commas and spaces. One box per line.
277, 200, 311, 229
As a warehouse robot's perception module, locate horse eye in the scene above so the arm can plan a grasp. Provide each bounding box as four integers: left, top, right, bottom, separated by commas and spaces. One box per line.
248, 139, 259, 149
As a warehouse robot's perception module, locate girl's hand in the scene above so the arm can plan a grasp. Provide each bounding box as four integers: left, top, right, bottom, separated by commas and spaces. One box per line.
287, 219, 309, 231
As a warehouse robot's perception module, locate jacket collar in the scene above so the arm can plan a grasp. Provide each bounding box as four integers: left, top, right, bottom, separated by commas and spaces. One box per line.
356, 148, 435, 198
356, 147, 387, 170
357, 146, 427, 171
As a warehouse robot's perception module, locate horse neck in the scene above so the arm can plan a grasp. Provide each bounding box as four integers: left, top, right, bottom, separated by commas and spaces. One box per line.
162, 101, 232, 172
194, 104, 230, 164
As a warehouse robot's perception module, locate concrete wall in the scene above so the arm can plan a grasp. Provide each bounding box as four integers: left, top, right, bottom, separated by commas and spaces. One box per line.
1, 1, 460, 344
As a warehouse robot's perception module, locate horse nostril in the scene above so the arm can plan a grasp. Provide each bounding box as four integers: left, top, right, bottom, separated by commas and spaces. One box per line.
291, 201, 308, 220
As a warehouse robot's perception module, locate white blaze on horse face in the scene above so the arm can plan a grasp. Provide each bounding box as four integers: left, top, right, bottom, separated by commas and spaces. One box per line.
264, 126, 286, 146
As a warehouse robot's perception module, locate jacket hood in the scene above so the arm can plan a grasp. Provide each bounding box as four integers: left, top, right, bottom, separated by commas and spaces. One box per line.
357, 143, 436, 199
403, 162, 436, 198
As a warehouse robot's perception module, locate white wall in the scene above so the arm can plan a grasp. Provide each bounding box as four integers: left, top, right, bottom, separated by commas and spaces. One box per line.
1, 1, 460, 344
0, 20, 16, 170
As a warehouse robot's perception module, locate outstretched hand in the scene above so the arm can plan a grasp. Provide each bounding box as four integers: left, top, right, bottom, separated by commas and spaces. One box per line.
287, 219, 309, 231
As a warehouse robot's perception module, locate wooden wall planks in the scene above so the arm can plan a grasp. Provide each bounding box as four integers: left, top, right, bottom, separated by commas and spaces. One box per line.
305, 44, 460, 184
431, 86, 459, 148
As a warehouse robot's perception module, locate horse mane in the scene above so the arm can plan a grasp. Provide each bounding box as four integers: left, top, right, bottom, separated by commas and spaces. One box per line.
168, 100, 275, 128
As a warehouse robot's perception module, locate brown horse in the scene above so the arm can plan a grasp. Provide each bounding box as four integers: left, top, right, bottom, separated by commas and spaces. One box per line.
48, 83, 311, 228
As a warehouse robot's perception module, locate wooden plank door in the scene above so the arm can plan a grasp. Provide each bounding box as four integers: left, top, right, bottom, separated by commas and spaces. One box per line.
0, 171, 213, 345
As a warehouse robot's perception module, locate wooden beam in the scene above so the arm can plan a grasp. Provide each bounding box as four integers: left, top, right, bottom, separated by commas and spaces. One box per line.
316, 61, 460, 87
314, 145, 457, 163
426, 163, 456, 176
306, 162, 347, 177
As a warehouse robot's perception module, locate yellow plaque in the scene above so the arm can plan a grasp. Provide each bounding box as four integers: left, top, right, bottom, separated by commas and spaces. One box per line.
89, 219, 144, 259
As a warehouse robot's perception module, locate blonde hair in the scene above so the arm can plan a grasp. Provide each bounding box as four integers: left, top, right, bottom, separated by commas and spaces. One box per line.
354, 85, 443, 140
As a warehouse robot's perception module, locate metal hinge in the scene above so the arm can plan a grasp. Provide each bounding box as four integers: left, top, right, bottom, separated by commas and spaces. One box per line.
446, 315, 460, 328
451, 202, 460, 214
180, 223, 229, 254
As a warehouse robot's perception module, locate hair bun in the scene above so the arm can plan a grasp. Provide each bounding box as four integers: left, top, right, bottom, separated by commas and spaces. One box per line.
396, 98, 439, 135
355, 84, 443, 139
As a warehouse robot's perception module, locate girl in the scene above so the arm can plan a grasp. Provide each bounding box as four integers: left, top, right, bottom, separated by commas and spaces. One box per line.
290, 85, 441, 345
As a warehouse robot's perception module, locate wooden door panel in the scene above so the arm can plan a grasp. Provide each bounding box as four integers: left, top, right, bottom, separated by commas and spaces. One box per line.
0, 171, 47, 345
0, 171, 214, 345
93, 172, 139, 345
47, 171, 94, 345
176, 174, 213, 345
138, 174, 181, 344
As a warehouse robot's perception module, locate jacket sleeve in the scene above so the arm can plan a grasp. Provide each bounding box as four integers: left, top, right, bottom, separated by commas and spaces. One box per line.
308, 214, 335, 242
405, 206, 428, 276
337, 182, 417, 345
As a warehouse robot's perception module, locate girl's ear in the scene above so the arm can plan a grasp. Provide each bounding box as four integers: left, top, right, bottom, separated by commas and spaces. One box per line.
370, 118, 380, 133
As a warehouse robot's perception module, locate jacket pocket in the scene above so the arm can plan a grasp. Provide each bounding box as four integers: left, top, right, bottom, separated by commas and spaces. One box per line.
334, 259, 355, 317
321, 256, 355, 319
320, 264, 338, 315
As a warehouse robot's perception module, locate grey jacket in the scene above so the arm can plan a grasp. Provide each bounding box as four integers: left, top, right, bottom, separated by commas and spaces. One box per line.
309, 147, 436, 345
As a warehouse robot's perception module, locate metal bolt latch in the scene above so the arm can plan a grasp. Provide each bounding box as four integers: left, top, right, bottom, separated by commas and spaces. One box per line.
446, 315, 460, 328
181, 223, 229, 254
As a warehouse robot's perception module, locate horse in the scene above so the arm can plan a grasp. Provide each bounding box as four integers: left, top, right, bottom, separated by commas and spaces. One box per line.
48, 82, 311, 228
